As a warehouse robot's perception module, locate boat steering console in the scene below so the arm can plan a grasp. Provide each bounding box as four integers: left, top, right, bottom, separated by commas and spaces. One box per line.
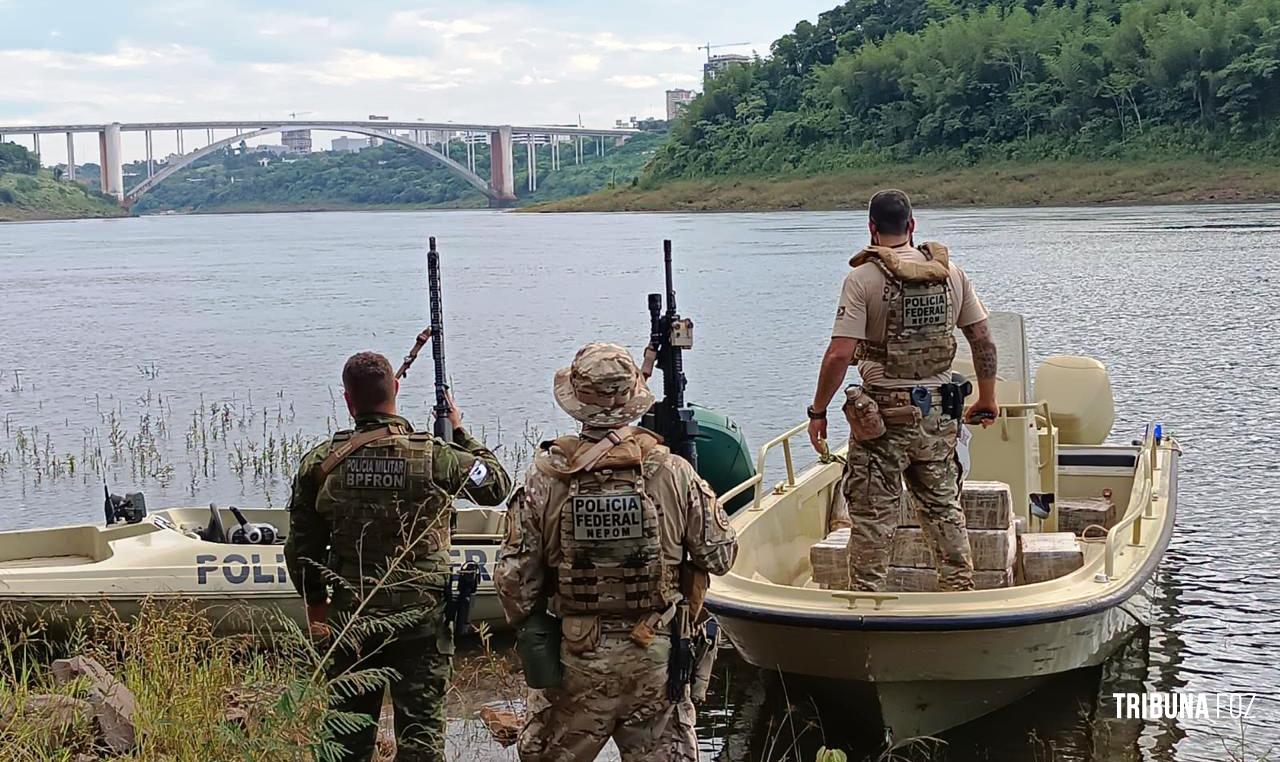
200, 503, 282, 545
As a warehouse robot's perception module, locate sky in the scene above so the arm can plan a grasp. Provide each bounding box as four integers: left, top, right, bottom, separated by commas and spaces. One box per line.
0, 0, 836, 165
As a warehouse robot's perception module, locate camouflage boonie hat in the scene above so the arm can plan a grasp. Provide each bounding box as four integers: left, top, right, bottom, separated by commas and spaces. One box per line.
553, 343, 655, 427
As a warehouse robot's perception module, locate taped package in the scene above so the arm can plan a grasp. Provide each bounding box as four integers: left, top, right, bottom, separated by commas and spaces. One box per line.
898, 480, 1014, 530
1017, 532, 1084, 584
886, 566, 1013, 592
810, 528, 850, 590
890, 524, 1016, 571
1057, 493, 1117, 535
961, 481, 1013, 529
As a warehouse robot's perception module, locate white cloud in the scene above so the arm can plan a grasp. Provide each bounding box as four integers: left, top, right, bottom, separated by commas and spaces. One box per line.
512, 74, 557, 86
589, 33, 695, 54
390, 11, 491, 37
606, 74, 661, 89
566, 54, 601, 73
0, 44, 200, 72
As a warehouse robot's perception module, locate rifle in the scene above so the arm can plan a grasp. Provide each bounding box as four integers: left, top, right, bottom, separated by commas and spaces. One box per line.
396, 239, 454, 441
427, 237, 453, 442
642, 240, 698, 467
446, 561, 480, 639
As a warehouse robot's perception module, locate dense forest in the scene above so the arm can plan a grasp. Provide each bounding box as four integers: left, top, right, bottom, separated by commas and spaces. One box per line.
132, 132, 663, 213
652, 0, 1280, 178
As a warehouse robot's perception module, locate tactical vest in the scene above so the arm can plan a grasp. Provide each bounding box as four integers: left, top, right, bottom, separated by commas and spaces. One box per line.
315, 425, 451, 609
535, 429, 678, 618
852, 242, 957, 380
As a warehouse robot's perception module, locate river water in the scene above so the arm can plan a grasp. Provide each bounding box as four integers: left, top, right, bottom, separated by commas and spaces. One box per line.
1, 207, 1277, 761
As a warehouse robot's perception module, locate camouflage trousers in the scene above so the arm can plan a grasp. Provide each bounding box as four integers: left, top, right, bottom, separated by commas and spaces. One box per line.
518, 632, 697, 762
326, 620, 454, 762
842, 408, 974, 591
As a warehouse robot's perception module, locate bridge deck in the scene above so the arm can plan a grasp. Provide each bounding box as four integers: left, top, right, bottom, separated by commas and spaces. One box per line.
0, 120, 638, 137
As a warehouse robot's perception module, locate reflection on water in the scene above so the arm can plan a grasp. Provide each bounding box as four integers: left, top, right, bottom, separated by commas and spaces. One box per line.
700, 628, 1161, 762
4, 206, 1280, 760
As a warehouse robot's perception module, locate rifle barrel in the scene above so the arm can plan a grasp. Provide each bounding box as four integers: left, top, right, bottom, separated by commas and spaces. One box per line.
663, 239, 676, 312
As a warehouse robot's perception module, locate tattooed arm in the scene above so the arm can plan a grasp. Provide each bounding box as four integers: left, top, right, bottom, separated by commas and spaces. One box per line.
961, 319, 1000, 425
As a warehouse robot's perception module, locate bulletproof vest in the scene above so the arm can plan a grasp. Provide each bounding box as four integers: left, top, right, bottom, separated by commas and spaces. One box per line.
537, 429, 677, 617
315, 426, 451, 608
852, 242, 957, 380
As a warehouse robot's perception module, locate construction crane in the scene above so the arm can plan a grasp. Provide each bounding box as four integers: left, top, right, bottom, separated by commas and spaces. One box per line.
698, 42, 751, 61
288, 111, 313, 119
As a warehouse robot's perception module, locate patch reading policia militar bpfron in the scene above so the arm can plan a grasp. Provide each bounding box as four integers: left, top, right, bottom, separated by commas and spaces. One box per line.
344, 456, 408, 489
902, 285, 948, 328
572, 492, 643, 541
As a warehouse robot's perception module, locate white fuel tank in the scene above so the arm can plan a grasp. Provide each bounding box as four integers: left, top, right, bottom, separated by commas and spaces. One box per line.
1033, 355, 1115, 445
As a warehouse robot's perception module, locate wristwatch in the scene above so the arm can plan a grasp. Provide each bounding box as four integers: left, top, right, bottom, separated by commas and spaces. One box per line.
806, 405, 827, 420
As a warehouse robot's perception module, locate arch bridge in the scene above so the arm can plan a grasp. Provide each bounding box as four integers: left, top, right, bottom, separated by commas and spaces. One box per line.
0, 119, 638, 208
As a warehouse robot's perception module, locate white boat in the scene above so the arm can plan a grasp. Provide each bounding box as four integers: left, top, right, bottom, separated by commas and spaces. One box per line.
705, 313, 1180, 741
0, 503, 509, 635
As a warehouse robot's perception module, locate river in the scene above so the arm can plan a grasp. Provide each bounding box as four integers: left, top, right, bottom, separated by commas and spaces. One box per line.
2, 207, 1277, 761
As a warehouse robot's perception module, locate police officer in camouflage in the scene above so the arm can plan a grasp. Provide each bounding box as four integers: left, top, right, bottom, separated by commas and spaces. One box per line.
495, 343, 738, 762
285, 351, 511, 762
807, 190, 1000, 592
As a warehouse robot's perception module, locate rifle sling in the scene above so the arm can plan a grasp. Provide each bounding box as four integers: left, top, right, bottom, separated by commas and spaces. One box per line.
319, 425, 402, 478
396, 328, 433, 380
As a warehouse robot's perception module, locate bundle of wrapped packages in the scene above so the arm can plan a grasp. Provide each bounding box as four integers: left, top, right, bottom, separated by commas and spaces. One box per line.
810, 527, 851, 590
887, 480, 1017, 592
1017, 532, 1084, 584
1057, 489, 1118, 535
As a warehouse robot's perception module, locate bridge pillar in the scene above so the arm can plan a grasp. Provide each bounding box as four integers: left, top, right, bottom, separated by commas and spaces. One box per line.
66, 133, 75, 181
98, 123, 124, 202
488, 125, 516, 207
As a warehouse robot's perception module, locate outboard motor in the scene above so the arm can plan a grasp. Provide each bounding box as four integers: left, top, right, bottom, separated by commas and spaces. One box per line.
104, 486, 147, 525
640, 240, 755, 512
227, 506, 280, 545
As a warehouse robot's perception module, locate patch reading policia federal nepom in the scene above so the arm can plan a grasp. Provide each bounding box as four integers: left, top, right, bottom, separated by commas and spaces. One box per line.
345, 456, 408, 489
902, 286, 949, 328
572, 493, 643, 541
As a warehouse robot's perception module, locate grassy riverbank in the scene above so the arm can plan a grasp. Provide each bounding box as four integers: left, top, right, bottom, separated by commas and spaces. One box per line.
528, 159, 1280, 212
0, 600, 525, 761
0, 172, 126, 222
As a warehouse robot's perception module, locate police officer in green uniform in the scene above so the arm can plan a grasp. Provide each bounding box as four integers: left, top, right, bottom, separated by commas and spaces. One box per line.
285, 351, 512, 762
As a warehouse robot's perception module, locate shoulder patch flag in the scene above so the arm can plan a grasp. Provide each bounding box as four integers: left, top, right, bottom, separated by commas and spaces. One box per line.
467, 460, 490, 486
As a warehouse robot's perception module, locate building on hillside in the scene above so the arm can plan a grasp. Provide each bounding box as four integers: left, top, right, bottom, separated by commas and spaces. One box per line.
666, 89, 695, 121
615, 116, 668, 132
281, 130, 312, 153
704, 53, 750, 82
331, 136, 371, 153
251, 144, 290, 156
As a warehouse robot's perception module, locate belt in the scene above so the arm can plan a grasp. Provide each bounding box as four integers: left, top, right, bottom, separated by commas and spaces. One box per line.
865, 386, 943, 407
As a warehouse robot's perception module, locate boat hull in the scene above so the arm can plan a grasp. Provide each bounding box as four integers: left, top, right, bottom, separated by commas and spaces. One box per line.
0, 506, 512, 637
714, 587, 1149, 739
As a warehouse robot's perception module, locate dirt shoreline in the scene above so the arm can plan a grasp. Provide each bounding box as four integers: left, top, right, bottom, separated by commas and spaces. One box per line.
525, 160, 1280, 213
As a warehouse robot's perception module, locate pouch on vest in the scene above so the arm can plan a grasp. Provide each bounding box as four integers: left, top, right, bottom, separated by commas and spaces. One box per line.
561, 614, 601, 656
882, 405, 923, 426
517, 607, 563, 689
844, 385, 886, 442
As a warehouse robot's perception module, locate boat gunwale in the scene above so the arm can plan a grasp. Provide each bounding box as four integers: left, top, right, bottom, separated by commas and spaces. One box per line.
705, 443, 1178, 632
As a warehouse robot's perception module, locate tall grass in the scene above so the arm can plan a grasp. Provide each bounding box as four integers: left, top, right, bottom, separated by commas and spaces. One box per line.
0, 600, 329, 760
